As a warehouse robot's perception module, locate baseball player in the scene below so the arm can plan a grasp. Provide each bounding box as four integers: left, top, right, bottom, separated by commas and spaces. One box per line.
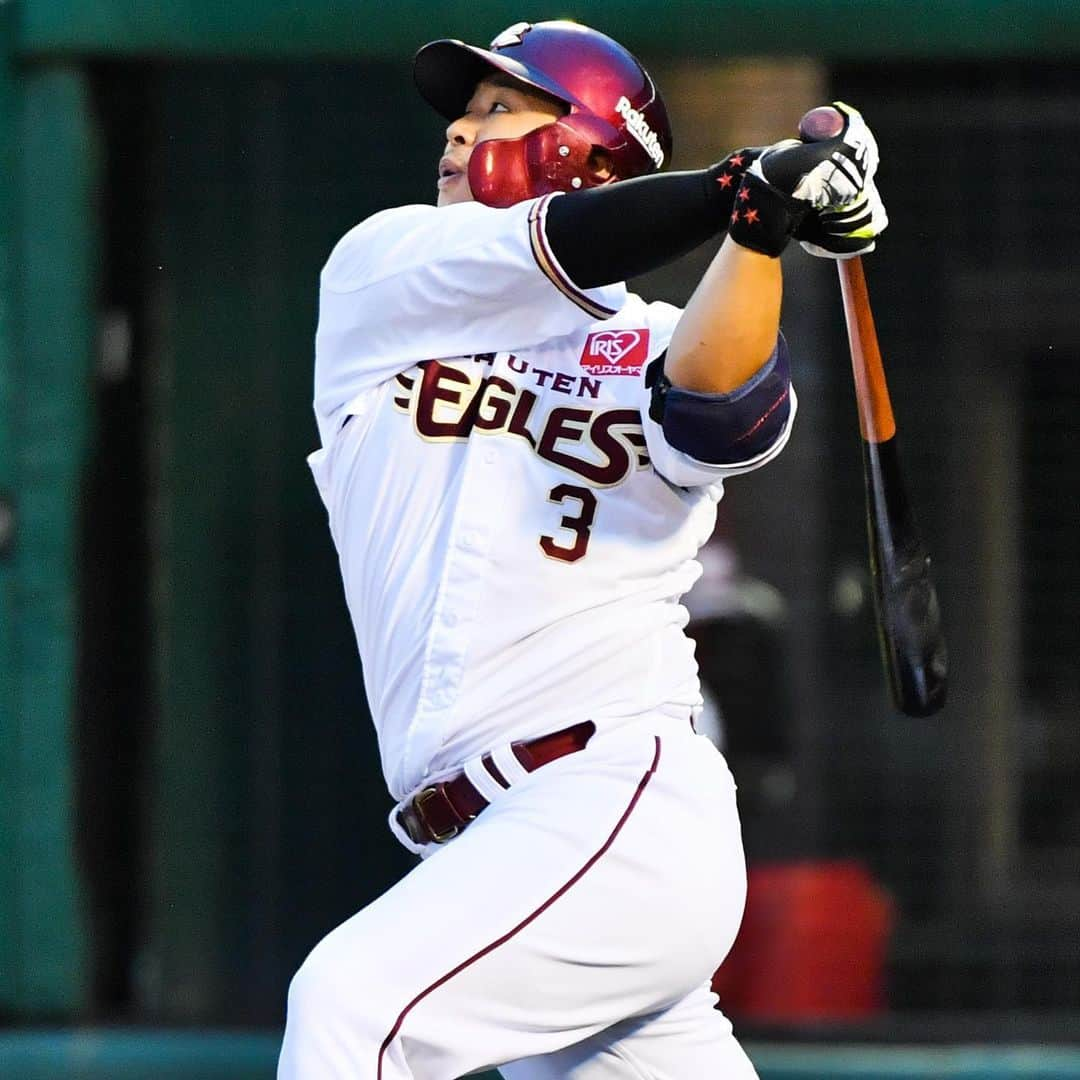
279, 20, 887, 1080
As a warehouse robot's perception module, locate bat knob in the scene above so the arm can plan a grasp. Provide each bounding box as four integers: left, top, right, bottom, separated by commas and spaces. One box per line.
798, 105, 845, 143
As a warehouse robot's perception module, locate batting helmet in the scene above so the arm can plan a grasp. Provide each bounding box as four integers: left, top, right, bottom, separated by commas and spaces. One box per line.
413, 20, 672, 208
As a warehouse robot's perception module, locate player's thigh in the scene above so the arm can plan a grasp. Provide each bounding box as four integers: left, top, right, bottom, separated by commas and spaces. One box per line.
284, 730, 666, 1075
284, 724, 746, 1076
499, 984, 760, 1080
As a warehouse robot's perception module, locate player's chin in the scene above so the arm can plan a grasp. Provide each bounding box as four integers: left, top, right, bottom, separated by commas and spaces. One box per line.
436, 173, 473, 207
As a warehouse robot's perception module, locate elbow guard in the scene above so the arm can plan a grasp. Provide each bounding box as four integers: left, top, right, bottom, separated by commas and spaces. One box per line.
647, 335, 792, 464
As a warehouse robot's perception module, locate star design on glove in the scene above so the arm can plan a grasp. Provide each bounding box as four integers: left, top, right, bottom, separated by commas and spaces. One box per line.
728, 153, 745, 167
731, 209, 740, 223
717, 172, 734, 189
737, 186, 751, 202
744, 207, 760, 224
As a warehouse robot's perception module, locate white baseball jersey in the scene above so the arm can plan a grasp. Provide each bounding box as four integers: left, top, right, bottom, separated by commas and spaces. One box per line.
308, 192, 796, 805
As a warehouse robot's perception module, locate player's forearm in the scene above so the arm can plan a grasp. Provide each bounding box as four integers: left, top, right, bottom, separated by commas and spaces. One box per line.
543, 165, 739, 288
664, 237, 782, 393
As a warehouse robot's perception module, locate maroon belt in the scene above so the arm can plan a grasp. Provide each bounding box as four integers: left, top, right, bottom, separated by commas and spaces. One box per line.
397, 720, 596, 845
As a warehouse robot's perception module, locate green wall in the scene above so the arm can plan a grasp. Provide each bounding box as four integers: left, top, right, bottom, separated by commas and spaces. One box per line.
0, 53, 96, 1016
0, 0, 19, 1015
14, 0, 1080, 60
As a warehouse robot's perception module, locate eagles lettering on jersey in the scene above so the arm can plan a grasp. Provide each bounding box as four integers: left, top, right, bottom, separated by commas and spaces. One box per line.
310, 204, 797, 800
392, 356, 651, 488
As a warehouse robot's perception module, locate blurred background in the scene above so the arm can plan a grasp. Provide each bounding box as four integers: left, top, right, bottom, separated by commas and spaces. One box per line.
1, 2, 1078, 1078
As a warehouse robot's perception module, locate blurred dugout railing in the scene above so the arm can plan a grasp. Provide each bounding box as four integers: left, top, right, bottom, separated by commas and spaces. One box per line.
1, 3, 1080, 1075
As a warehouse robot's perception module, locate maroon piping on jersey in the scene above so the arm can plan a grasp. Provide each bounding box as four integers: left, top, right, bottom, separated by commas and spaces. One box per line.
528, 194, 618, 321
375, 736, 663, 1078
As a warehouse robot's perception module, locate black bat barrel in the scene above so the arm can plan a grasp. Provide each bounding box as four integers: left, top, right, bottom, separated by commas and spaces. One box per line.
863, 436, 948, 716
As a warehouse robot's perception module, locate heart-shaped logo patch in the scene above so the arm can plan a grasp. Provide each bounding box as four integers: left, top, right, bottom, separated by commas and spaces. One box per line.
580, 329, 650, 375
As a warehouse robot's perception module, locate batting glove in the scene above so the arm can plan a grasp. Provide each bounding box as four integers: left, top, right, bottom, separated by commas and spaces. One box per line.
797, 176, 889, 259
729, 102, 879, 257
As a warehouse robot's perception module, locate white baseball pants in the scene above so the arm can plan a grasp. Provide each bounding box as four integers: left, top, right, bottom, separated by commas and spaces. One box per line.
277, 716, 758, 1079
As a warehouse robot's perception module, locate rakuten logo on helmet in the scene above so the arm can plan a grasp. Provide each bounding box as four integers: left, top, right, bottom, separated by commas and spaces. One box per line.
614, 96, 665, 168
581, 329, 650, 376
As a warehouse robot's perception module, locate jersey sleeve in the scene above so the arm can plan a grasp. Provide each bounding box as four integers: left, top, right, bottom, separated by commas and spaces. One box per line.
637, 300, 798, 489
314, 195, 627, 439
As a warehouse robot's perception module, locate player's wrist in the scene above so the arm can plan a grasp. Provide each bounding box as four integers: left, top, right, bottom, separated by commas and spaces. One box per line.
703, 147, 764, 225
727, 170, 809, 257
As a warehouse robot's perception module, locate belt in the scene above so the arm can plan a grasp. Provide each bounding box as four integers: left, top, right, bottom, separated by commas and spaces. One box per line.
396, 720, 596, 846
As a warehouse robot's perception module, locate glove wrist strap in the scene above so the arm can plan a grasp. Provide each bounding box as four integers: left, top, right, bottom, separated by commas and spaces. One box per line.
728, 173, 809, 257
704, 149, 760, 227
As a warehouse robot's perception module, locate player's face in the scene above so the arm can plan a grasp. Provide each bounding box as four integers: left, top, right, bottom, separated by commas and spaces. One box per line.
438, 75, 565, 206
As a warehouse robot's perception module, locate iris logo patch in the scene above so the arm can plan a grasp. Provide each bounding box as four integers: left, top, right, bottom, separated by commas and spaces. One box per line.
580, 329, 650, 376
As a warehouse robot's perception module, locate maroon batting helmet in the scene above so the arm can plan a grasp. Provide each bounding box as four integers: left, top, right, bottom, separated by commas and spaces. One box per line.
414, 20, 672, 207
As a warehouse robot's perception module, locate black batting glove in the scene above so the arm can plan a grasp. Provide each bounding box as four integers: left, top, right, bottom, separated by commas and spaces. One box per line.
729, 102, 879, 257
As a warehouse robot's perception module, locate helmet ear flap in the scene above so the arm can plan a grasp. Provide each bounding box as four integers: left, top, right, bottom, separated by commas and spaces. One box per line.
468, 117, 621, 209
554, 112, 631, 178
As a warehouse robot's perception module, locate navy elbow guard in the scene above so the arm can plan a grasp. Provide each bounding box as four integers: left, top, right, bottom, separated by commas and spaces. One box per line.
646, 336, 792, 464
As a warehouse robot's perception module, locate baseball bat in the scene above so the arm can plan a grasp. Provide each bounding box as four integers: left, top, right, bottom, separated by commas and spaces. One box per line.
798, 106, 948, 717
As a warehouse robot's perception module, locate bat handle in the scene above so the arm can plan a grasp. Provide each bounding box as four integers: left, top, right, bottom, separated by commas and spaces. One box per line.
837, 257, 896, 444
796, 107, 896, 443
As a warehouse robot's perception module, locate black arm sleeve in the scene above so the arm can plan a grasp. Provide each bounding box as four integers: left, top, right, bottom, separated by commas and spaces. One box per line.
543, 165, 735, 289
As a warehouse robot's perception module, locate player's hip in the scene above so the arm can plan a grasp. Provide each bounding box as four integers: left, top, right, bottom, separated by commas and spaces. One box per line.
398, 717, 747, 985
393, 708, 742, 875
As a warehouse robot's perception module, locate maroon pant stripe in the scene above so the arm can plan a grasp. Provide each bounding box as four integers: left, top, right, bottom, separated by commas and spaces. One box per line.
376, 736, 663, 1079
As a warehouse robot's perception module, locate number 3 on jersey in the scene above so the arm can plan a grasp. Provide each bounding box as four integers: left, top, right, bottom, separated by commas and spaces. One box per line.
540, 484, 597, 563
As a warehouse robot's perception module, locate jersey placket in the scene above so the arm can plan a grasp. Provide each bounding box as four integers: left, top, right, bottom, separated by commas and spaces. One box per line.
400, 377, 504, 791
